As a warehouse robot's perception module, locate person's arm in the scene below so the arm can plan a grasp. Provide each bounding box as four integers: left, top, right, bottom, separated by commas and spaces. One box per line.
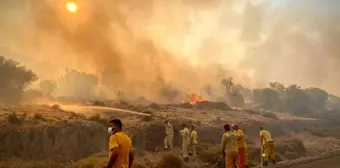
221, 134, 226, 156
107, 135, 119, 168
128, 150, 134, 168
236, 132, 243, 140
107, 148, 118, 168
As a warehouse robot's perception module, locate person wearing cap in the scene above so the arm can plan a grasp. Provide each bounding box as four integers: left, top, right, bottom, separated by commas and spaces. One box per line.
260, 127, 276, 166
221, 124, 239, 168
180, 123, 190, 161
189, 124, 198, 158
233, 124, 249, 168
164, 120, 174, 150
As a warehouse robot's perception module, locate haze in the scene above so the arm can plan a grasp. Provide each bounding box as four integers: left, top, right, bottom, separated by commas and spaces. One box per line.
1, 0, 340, 101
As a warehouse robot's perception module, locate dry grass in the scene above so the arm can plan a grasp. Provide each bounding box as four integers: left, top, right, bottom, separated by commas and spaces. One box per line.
7, 113, 26, 125
262, 112, 279, 120
0, 158, 69, 168
155, 154, 184, 168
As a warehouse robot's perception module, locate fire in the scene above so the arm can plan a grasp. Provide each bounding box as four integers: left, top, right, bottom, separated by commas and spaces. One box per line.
189, 94, 203, 105
66, 2, 78, 13
232, 106, 243, 110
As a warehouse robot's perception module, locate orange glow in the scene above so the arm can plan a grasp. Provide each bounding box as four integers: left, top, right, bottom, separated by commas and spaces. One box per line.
189, 94, 203, 105
66, 2, 78, 13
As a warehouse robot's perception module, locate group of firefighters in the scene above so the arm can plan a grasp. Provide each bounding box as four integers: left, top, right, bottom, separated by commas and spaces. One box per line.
104, 119, 276, 168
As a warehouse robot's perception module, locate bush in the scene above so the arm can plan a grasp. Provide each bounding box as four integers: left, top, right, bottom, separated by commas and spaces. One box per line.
92, 100, 105, 106
276, 139, 307, 159
262, 112, 278, 120
141, 115, 153, 122
88, 114, 108, 126
214, 102, 231, 111
149, 103, 161, 110
7, 113, 26, 125
198, 146, 221, 164
155, 154, 184, 168
51, 104, 61, 110
33, 113, 46, 121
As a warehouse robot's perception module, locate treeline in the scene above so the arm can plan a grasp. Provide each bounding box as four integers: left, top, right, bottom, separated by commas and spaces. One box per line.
0, 56, 103, 103
1, 55, 340, 117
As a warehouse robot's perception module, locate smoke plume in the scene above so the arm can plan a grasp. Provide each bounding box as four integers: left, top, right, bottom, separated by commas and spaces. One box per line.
1, 0, 340, 101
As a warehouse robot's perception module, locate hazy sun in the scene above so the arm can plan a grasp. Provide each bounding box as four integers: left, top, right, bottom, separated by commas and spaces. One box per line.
66, 2, 78, 13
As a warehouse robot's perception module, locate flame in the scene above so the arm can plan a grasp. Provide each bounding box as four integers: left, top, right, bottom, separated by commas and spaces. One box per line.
189, 94, 203, 105
66, 2, 78, 13
232, 106, 243, 110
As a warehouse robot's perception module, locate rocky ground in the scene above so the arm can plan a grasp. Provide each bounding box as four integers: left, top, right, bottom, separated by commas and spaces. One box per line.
0, 101, 339, 168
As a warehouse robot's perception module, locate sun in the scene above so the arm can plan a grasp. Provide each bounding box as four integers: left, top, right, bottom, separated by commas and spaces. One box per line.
66, 2, 78, 13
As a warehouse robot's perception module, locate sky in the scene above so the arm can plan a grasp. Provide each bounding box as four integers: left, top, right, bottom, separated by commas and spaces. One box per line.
270, 0, 340, 12
1, 0, 340, 100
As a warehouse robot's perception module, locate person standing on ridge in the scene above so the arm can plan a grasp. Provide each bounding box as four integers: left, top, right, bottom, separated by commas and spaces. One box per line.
104, 119, 134, 168
260, 126, 276, 166
190, 124, 198, 158
221, 124, 239, 168
164, 120, 174, 150
180, 123, 190, 161
233, 124, 249, 168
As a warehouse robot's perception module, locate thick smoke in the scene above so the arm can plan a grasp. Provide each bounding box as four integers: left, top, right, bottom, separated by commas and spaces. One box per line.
1, 0, 340, 101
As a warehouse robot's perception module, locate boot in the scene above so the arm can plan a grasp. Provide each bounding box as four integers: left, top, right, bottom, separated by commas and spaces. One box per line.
272, 159, 276, 164
263, 161, 268, 166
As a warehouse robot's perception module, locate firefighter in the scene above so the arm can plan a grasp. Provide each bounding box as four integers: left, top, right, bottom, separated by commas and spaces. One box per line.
260, 127, 276, 166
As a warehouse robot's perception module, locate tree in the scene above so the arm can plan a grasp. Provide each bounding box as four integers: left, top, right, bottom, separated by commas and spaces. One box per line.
253, 88, 283, 111
221, 77, 233, 92
160, 82, 180, 103
204, 84, 213, 96
58, 69, 99, 100
269, 82, 285, 91
0, 56, 38, 103
304, 87, 328, 111
284, 85, 310, 115
39, 79, 57, 96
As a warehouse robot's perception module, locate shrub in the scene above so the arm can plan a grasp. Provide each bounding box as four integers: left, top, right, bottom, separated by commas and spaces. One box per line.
33, 113, 46, 121
51, 104, 61, 110
262, 112, 278, 120
276, 138, 307, 159
88, 114, 108, 126
215, 102, 231, 111
155, 154, 184, 168
198, 146, 221, 164
92, 100, 106, 106
7, 113, 26, 125
149, 103, 161, 110
142, 115, 153, 122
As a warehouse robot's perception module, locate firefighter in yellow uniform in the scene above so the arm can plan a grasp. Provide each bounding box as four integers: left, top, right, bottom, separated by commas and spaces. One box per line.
260, 127, 276, 166
221, 124, 239, 168
233, 125, 249, 168
190, 125, 198, 158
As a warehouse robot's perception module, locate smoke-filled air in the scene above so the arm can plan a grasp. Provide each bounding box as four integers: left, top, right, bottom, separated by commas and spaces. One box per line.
1, 0, 340, 103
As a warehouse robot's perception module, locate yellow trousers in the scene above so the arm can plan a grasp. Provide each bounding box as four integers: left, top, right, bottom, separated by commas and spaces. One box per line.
225, 150, 240, 168
263, 141, 275, 161
164, 135, 173, 149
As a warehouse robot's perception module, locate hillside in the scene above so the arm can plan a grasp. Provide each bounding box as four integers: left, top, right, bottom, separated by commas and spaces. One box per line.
1, 102, 340, 168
